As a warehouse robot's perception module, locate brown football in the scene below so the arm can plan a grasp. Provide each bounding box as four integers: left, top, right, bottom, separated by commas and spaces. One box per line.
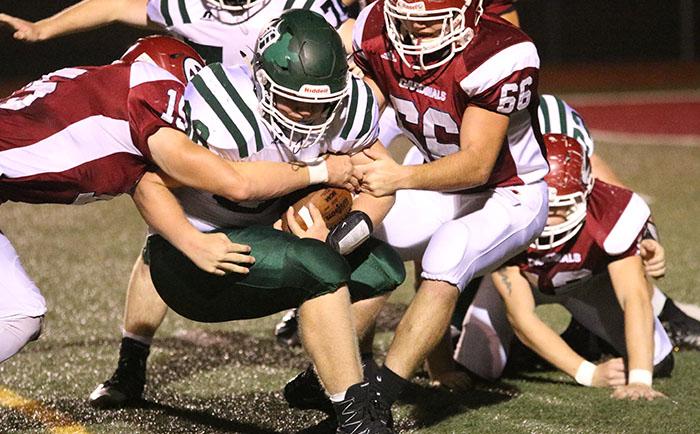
281, 186, 353, 232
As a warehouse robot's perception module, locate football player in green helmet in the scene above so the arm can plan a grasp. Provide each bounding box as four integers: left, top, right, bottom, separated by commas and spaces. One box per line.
106, 9, 402, 433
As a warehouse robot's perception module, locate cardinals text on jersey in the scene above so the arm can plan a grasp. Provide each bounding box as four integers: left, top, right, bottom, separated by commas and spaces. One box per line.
353, 1, 547, 191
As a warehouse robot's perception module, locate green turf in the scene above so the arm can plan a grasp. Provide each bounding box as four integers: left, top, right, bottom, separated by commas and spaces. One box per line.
0, 139, 698, 433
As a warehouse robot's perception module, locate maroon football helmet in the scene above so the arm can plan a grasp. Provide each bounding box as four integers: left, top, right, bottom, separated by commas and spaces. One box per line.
532, 133, 594, 250
120, 35, 204, 83
383, 0, 484, 70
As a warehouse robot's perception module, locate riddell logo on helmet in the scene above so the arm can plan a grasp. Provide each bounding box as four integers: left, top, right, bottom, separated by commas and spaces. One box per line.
300, 85, 331, 95
397, 1, 427, 11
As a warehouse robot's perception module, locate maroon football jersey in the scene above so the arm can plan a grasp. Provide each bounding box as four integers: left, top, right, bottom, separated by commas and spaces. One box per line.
353, 1, 547, 190
515, 181, 651, 295
484, 0, 517, 16
0, 62, 186, 205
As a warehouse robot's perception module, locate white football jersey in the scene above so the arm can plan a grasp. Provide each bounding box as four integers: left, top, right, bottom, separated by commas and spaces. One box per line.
175, 63, 379, 231
538, 94, 595, 156
147, 0, 350, 66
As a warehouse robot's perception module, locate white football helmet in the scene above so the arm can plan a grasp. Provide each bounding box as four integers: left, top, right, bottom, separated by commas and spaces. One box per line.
383, 0, 484, 70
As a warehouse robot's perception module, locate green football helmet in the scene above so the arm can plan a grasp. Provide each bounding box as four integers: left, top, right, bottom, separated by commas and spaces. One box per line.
253, 9, 350, 153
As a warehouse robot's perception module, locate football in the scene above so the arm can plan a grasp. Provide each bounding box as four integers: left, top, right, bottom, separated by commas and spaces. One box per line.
280, 186, 353, 232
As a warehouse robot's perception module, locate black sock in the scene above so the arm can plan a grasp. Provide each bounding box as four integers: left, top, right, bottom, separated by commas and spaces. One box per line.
361, 352, 378, 380
119, 337, 150, 364
374, 365, 408, 407
659, 299, 689, 323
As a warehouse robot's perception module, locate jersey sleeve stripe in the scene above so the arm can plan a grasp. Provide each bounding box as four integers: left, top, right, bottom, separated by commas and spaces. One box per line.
129, 62, 180, 88
160, 0, 173, 26
177, 0, 191, 24
459, 41, 539, 96
604, 193, 650, 255
555, 97, 569, 137
190, 74, 249, 158
538, 95, 551, 133
210, 64, 263, 152
358, 82, 375, 139
340, 79, 360, 139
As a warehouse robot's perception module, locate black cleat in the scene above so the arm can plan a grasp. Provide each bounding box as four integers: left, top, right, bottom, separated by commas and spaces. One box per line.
659, 300, 700, 351
284, 364, 334, 415
275, 309, 301, 347
88, 338, 149, 409
335, 382, 394, 434
663, 319, 700, 351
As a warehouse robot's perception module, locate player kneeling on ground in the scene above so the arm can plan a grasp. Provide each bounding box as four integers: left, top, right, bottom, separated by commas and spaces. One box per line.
90, 10, 404, 433
453, 133, 673, 399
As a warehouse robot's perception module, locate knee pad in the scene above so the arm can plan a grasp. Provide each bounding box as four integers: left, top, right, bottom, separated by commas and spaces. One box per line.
421, 220, 474, 288
0, 315, 43, 362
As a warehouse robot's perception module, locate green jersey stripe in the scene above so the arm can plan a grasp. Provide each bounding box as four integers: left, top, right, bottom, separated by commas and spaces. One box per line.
160, 0, 173, 26
178, 0, 191, 24
341, 80, 359, 139
209, 64, 263, 152
555, 97, 568, 136
283, 0, 296, 9
191, 74, 249, 158
357, 82, 374, 139
539, 95, 551, 133
302, 0, 315, 8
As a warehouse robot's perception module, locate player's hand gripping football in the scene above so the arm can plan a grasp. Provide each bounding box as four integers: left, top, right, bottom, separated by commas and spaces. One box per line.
0, 13, 43, 42
184, 231, 255, 276
640, 239, 666, 278
324, 154, 360, 192
357, 146, 410, 197
283, 203, 329, 242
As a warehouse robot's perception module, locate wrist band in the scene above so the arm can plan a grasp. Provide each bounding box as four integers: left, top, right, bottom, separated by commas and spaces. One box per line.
307, 160, 328, 184
575, 361, 596, 387
628, 369, 653, 386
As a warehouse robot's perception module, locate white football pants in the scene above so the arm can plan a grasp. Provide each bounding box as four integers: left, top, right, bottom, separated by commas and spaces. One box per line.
0, 231, 46, 362
375, 148, 548, 291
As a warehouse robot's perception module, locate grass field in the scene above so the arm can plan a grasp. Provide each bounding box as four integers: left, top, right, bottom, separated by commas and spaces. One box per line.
0, 136, 699, 433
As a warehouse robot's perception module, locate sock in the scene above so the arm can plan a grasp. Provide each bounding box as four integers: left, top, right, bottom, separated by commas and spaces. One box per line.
122, 328, 153, 346
374, 365, 408, 407
119, 336, 151, 360
329, 390, 347, 402
651, 287, 668, 318
361, 352, 379, 380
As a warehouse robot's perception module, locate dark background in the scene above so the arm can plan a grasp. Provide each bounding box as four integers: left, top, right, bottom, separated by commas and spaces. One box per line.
0, 0, 698, 77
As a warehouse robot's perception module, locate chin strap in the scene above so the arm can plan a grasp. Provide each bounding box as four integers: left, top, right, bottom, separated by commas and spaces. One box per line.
326, 210, 373, 255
